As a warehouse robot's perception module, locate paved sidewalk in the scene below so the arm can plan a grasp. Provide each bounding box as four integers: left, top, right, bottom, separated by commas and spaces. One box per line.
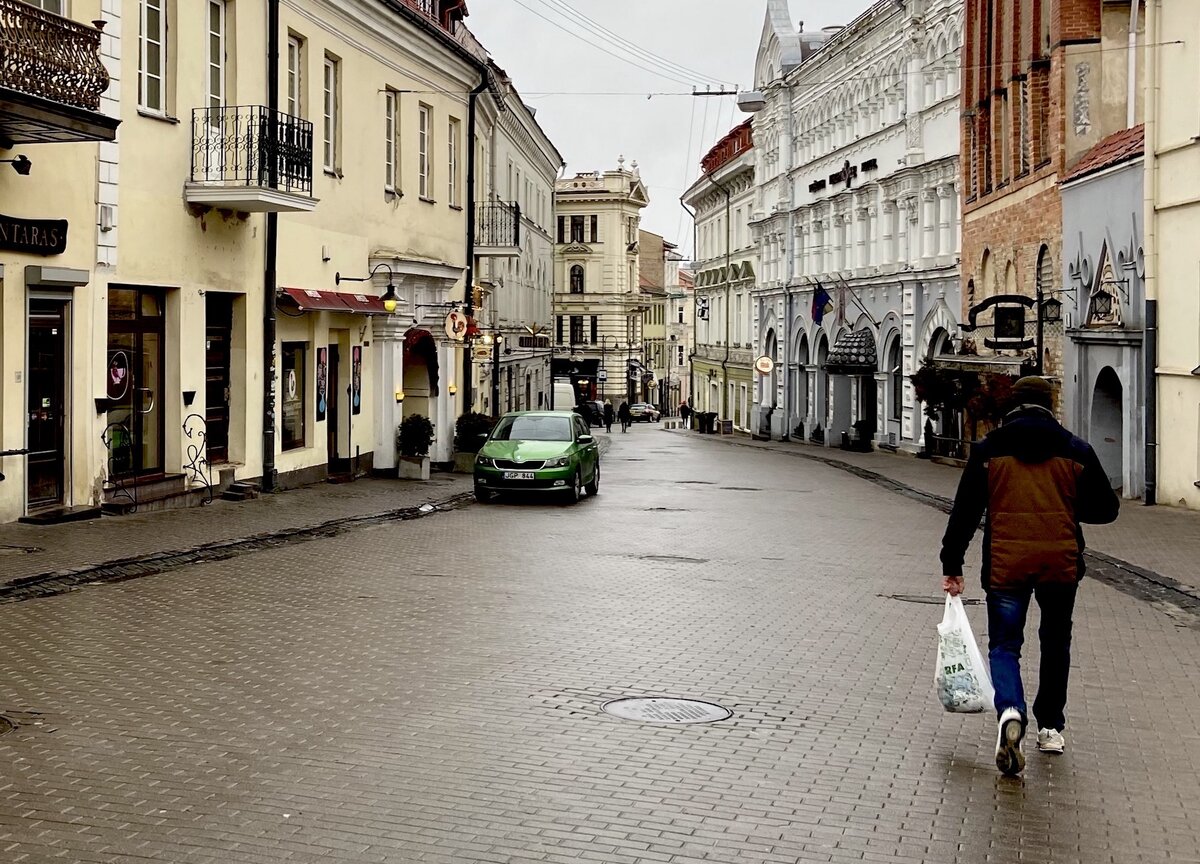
0, 474, 472, 589
668, 427, 1200, 597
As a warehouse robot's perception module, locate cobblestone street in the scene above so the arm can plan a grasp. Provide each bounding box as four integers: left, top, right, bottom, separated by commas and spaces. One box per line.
1, 429, 1198, 863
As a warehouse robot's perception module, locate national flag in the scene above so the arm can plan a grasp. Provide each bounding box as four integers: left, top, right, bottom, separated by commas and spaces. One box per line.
812, 283, 834, 324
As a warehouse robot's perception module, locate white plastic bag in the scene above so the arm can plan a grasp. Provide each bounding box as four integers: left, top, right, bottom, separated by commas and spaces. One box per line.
935, 595, 995, 713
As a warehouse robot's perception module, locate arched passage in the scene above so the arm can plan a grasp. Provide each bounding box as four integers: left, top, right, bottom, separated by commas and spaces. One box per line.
1090, 367, 1123, 491
764, 328, 778, 408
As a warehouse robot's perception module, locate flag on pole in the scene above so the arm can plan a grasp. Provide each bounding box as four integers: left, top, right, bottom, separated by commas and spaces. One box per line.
812, 283, 834, 324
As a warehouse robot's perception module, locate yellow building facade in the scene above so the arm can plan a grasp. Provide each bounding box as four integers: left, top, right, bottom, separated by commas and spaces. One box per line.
0, 0, 536, 522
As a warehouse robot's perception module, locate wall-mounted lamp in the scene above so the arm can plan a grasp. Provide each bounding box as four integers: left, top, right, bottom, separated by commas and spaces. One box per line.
448, 383, 458, 395
336, 263, 403, 313
0, 155, 32, 176
394, 390, 405, 402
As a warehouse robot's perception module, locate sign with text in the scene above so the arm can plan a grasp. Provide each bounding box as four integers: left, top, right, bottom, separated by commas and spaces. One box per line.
0, 214, 67, 256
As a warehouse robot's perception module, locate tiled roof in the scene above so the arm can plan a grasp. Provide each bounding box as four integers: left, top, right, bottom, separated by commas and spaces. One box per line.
1063, 125, 1144, 183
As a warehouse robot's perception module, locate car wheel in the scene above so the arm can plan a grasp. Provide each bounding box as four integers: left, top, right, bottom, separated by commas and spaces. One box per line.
474, 484, 492, 503
585, 462, 600, 496
565, 469, 582, 504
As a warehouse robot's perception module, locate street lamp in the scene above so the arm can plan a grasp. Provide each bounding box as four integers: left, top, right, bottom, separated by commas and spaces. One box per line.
336, 263, 403, 313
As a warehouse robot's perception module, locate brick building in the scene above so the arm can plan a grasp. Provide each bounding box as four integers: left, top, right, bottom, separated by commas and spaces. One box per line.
959, 0, 1141, 396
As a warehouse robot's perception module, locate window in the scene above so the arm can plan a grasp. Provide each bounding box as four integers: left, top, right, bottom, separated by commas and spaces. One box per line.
557, 216, 566, 244
569, 316, 584, 345
323, 56, 339, 172
287, 36, 303, 117
384, 90, 398, 191
556, 316, 564, 344
677, 304, 684, 324
889, 339, 903, 421
590, 316, 598, 344
677, 345, 684, 366
570, 215, 585, 243
590, 215, 598, 243
207, 1, 226, 112
570, 265, 584, 294
139, 0, 167, 114
418, 104, 432, 198
282, 343, 307, 451
29, 0, 65, 12
448, 117, 460, 205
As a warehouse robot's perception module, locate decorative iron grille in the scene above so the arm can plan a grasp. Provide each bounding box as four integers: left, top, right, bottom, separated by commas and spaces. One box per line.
476, 201, 521, 248
182, 414, 214, 505
101, 421, 136, 513
0, 0, 109, 111
190, 106, 313, 196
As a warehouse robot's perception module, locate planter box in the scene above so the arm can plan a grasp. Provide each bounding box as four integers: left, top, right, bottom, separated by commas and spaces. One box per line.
398, 455, 431, 480
453, 452, 477, 474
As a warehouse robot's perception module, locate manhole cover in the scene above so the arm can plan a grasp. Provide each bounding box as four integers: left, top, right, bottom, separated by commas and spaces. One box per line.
601, 697, 732, 725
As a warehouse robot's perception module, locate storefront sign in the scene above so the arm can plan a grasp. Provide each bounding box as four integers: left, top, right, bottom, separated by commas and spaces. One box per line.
754, 355, 775, 375
107, 351, 130, 401
351, 346, 362, 416
444, 310, 468, 342
315, 347, 328, 421
0, 214, 67, 256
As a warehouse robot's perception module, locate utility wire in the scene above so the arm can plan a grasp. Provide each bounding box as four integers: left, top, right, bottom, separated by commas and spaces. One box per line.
507, 0, 697, 87
675, 97, 700, 257
529, 0, 732, 87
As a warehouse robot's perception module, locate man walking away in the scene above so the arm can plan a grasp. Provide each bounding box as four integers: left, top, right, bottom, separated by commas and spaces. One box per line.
603, 400, 614, 433
939, 376, 1119, 777
679, 401, 692, 429
617, 401, 632, 432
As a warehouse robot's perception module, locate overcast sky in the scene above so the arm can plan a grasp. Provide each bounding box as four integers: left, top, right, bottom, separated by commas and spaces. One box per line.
467, 0, 875, 258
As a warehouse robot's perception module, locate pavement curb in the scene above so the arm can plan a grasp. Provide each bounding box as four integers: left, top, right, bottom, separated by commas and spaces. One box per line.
0, 491, 475, 606
668, 427, 1200, 624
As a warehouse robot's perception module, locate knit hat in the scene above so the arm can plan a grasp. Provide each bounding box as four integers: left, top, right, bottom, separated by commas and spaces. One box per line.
1009, 376, 1053, 410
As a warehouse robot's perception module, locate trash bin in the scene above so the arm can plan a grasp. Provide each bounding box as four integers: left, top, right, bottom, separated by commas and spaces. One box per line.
698, 412, 717, 434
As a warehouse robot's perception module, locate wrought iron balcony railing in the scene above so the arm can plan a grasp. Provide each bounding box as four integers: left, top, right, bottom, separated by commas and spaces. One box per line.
190, 105, 313, 197
0, 0, 109, 111
475, 200, 521, 253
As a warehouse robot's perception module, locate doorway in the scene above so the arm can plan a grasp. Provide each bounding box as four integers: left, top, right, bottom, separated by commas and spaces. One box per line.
106, 287, 166, 479
1090, 366, 1123, 491
205, 293, 233, 463
27, 299, 68, 509
327, 344, 349, 474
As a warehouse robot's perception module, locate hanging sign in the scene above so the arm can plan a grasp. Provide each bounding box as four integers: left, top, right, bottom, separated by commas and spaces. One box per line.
107, 351, 130, 401
315, 347, 328, 421
444, 309, 468, 342
351, 346, 362, 416
754, 355, 775, 375
0, 214, 67, 256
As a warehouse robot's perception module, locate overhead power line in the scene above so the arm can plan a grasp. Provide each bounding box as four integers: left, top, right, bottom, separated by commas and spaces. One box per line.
530, 0, 733, 88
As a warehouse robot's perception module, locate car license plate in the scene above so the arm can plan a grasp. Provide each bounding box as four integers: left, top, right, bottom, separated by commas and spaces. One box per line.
503, 471, 536, 480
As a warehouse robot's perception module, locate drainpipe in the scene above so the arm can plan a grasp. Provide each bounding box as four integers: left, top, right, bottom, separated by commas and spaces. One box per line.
705, 170, 734, 420
261, 0, 280, 493
680, 197, 697, 412
1127, 0, 1140, 128
461, 75, 490, 412
1143, 0, 1159, 504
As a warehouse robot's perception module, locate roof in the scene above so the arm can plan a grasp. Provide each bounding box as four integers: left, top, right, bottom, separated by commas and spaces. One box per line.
1063, 125, 1144, 184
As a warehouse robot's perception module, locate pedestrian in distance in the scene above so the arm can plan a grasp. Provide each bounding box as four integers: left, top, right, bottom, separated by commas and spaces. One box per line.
603, 400, 614, 433
617, 401, 632, 432
939, 376, 1119, 777
679, 401, 692, 429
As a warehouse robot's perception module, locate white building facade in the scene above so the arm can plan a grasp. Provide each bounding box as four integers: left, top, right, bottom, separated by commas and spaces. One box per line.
745, 0, 963, 451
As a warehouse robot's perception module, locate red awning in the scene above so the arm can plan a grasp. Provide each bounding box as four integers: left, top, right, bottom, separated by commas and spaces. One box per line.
339, 292, 389, 314
280, 287, 348, 312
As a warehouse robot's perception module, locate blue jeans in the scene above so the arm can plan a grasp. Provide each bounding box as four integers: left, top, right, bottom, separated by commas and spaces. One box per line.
986, 582, 1078, 731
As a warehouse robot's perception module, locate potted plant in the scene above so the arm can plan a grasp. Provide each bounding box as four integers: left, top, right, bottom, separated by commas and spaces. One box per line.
452, 412, 496, 473
397, 414, 435, 480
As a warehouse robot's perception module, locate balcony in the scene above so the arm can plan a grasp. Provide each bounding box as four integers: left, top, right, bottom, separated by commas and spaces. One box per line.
185, 106, 317, 213
474, 200, 521, 257
0, 0, 118, 144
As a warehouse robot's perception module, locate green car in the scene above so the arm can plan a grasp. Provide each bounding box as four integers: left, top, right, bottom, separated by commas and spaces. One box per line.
473, 411, 600, 503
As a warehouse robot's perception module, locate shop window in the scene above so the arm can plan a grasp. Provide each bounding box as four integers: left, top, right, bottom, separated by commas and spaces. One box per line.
282, 342, 307, 450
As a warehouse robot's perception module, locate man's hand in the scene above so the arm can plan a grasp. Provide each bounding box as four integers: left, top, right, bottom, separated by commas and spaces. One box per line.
942, 575, 965, 597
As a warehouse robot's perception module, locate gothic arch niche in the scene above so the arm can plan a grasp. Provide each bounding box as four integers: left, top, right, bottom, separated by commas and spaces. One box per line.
1090, 367, 1123, 491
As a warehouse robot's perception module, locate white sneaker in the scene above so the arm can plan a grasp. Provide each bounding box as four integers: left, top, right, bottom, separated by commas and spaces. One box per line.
1037, 728, 1065, 754
995, 707, 1026, 776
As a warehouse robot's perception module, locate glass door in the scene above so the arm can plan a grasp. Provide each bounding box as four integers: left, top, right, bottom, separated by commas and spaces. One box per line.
27, 300, 68, 509
205, 294, 233, 462
107, 288, 165, 478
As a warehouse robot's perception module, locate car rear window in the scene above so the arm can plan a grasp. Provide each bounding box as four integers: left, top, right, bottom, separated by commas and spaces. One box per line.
491, 415, 573, 442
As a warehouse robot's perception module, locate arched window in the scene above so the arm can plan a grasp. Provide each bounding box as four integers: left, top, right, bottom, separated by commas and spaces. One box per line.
1036, 245, 1053, 296
570, 265, 584, 294
888, 336, 903, 421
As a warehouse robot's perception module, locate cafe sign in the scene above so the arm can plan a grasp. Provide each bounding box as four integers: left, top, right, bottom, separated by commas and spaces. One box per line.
0, 214, 67, 256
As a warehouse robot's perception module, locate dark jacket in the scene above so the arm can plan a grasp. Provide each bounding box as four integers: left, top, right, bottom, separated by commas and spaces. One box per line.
617, 403, 631, 422
940, 405, 1120, 591
604, 403, 614, 423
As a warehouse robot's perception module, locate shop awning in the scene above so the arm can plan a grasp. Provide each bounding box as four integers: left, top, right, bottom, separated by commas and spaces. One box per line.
824, 330, 877, 375
339, 292, 390, 314
280, 288, 349, 312
930, 354, 1029, 375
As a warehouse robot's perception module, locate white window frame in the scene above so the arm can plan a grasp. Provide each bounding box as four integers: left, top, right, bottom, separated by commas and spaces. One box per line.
323, 56, 338, 173
286, 36, 302, 118
384, 90, 398, 192
418, 104, 432, 199
448, 117, 460, 206
139, 0, 167, 114
29, 0, 66, 14
206, 0, 226, 112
